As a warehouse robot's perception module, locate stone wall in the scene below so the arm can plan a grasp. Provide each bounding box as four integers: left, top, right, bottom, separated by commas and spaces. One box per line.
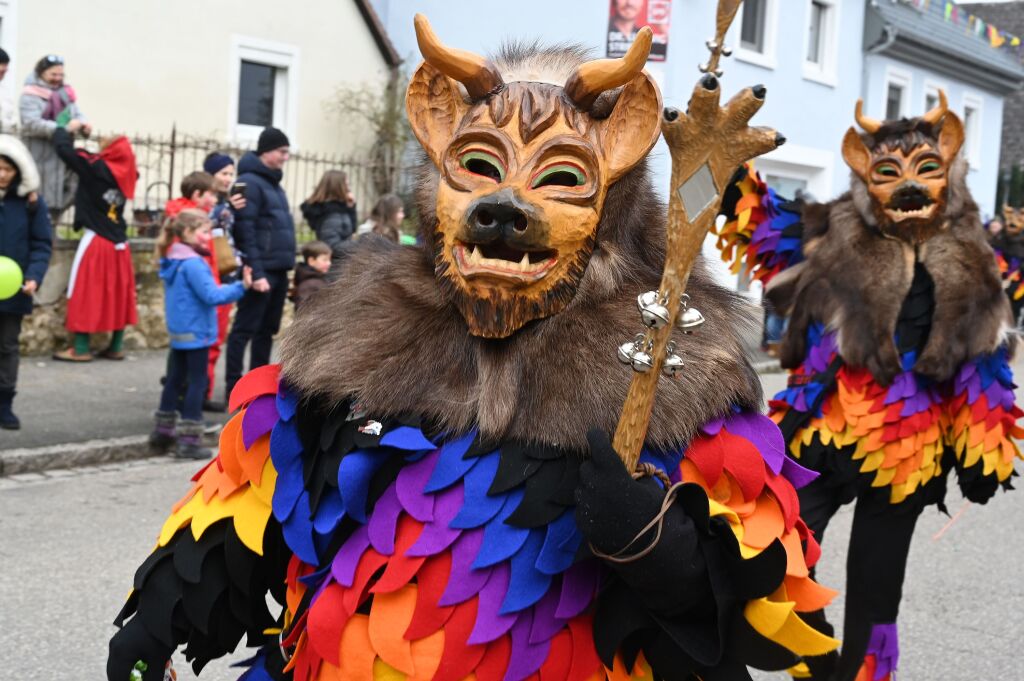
20, 238, 294, 356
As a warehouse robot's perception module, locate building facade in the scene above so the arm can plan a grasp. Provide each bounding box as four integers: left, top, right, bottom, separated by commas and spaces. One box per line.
375, 0, 1021, 221
863, 0, 1024, 219
961, 0, 1024, 172
0, 0, 399, 153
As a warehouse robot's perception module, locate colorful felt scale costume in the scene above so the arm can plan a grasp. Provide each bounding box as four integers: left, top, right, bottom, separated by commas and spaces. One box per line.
716, 94, 1023, 681
990, 205, 1024, 325
108, 14, 839, 681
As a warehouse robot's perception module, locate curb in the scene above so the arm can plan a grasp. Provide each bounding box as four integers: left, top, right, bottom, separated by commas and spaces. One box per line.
0, 425, 223, 477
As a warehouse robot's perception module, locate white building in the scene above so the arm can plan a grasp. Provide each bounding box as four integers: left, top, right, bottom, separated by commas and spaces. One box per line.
0, 0, 401, 153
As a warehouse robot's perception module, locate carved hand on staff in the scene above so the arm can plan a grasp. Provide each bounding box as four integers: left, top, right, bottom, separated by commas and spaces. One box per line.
662, 75, 782, 203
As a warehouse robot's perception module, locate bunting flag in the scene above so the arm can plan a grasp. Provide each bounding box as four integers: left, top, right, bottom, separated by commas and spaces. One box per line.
926, 0, 1023, 57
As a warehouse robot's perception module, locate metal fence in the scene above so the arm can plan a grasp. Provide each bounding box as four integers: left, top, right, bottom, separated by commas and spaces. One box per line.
38, 126, 418, 240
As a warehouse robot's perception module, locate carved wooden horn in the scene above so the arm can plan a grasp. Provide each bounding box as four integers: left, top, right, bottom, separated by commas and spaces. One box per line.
854, 99, 882, 134
564, 27, 653, 111
921, 89, 949, 127
413, 14, 504, 100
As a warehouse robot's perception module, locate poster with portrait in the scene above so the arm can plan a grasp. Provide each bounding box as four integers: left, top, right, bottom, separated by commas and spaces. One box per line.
607, 0, 671, 61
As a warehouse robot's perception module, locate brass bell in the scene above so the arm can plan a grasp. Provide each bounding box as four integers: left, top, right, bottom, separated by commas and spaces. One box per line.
617, 340, 638, 364
662, 353, 685, 378
631, 351, 654, 373
679, 306, 705, 332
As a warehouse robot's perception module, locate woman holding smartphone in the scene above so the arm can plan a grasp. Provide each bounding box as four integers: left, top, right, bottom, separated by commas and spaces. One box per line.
199, 152, 246, 411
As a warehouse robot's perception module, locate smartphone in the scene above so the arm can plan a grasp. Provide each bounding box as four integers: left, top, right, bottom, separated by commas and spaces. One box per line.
230, 182, 247, 197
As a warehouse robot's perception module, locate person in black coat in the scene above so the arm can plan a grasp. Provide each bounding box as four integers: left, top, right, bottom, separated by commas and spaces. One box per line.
224, 127, 295, 400
299, 169, 357, 258
0, 134, 52, 429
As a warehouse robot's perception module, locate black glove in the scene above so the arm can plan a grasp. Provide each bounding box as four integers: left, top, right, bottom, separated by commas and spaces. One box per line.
575, 429, 708, 615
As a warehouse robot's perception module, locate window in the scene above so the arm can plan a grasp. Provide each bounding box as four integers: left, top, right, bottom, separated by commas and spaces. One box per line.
735, 0, 777, 69
741, 0, 767, 52
802, 0, 837, 86
923, 80, 947, 115
228, 36, 300, 144
806, 2, 825, 64
885, 84, 904, 120
238, 61, 276, 127
883, 67, 911, 121
963, 94, 983, 168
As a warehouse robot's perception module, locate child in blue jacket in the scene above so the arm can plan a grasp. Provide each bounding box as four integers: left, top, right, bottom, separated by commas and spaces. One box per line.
150, 209, 251, 459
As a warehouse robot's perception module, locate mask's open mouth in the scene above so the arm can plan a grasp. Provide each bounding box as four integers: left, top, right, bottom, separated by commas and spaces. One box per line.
885, 190, 937, 222
453, 242, 558, 282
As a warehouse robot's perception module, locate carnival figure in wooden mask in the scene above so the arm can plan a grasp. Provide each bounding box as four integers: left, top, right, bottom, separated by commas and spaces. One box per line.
407, 16, 661, 338
108, 13, 840, 681
1003, 204, 1024, 235
841, 91, 965, 243
714, 90, 1022, 681
990, 203, 1024, 324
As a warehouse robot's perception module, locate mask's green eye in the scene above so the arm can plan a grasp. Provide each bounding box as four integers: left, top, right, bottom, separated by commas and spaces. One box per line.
531, 163, 587, 189
875, 164, 900, 178
918, 160, 942, 174
459, 149, 505, 182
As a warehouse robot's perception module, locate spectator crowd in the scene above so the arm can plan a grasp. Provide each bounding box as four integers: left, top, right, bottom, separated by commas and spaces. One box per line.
0, 49, 408, 458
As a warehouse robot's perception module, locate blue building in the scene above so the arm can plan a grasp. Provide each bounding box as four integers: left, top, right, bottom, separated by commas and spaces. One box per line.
374, 0, 1021, 211
862, 0, 1024, 218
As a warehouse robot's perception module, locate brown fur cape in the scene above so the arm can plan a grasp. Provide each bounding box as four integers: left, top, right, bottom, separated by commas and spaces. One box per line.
281, 161, 762, 451
767, 159, 1013, 385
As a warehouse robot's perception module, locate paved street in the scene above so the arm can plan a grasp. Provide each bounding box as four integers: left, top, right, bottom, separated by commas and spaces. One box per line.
0, 369, 1021, 680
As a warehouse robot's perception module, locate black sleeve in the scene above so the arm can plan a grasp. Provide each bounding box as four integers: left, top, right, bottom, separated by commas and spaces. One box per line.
107, 520, 290, 680
53, 127, 92, 177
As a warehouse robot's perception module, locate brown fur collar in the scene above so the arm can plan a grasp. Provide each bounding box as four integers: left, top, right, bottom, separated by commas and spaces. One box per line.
281, 163, 762, 451
768, 182, 1013, 385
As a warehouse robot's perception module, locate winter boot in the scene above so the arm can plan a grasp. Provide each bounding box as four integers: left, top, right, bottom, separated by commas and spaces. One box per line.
0, 388, 20, 430
148, 410, 178, 451
175, 420, 212, 460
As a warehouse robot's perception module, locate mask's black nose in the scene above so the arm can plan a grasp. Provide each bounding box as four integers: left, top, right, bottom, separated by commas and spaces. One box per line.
467, 198, 530, 241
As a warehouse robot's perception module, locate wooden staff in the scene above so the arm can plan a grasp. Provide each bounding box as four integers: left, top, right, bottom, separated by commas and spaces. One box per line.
613, 0, 782, 469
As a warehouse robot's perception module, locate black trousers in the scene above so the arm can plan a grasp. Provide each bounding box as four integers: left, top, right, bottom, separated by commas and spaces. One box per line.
224, 269, 289, 399
798, 478, 924, 681
0, 313, 22, 392
159, 347, 209, 421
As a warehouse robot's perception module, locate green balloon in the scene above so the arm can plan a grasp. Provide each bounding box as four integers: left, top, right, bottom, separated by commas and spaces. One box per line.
0, 256, 23, 300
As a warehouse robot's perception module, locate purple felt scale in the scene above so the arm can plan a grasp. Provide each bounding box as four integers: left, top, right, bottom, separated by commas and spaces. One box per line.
468, 563, 518, 644
407, 484, 463, 557
242, 395, 280, 449
396, 449, 440, 522
331, 526, 371, 587
438, 529, 490, 606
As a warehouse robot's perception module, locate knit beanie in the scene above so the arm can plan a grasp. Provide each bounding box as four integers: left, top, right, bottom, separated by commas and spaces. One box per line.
203, 152, 234, 175
256, 127, 290, 155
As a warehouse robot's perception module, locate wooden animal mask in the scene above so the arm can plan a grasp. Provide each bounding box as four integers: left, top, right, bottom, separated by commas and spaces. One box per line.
1004, 205, 1024, 236
842, 90, 964, 243
406, 15, 662, 338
